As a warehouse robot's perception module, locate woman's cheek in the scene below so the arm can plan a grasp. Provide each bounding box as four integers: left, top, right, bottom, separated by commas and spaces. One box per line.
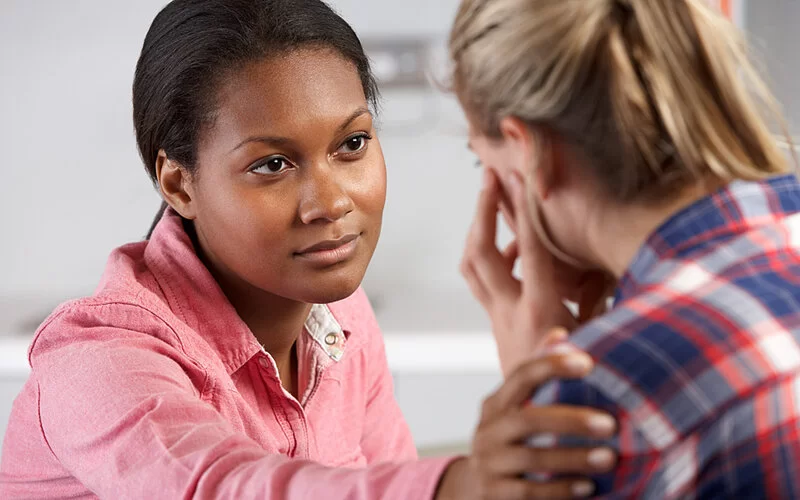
351, 161, 387, 215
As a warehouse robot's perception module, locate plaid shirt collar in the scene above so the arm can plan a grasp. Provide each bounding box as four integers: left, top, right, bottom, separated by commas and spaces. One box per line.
616, 174, 800, 302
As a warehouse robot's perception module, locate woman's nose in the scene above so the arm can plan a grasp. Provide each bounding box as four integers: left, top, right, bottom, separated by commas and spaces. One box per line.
298, 163, 355, 224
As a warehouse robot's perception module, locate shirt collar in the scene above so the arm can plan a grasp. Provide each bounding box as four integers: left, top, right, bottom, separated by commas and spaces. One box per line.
305, 304, 346, 362
617, 175, 800, 302
144, 208, 348, 374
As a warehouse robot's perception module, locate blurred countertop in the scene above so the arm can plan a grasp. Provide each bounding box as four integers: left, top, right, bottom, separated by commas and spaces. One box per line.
0, 288, 501, 377
0, 332, 499, 377
371, 287, 500, 374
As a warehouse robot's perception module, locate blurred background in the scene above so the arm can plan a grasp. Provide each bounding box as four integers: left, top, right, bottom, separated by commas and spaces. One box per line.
0, 0, 789, 455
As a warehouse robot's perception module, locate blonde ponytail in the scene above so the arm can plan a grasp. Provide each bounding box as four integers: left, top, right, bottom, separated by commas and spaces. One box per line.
450, 0, 794, 203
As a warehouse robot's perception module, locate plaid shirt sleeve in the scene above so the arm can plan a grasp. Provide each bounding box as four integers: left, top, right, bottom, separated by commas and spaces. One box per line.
532, 329, 800, 499
532, 377, 654, 498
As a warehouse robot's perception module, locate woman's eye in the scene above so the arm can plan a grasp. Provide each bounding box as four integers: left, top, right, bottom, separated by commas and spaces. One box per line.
250, 157, 291, 175
337, 134, 370, 155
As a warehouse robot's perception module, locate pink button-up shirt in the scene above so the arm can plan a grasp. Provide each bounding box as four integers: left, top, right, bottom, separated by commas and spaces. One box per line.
0, 210, 452, 499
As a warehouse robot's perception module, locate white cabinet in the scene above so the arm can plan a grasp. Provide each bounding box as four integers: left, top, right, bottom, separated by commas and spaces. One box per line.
395, 372, 501, 455
0, 378, 26, 453
0, 337, 32, 452
382, 328, 502, 453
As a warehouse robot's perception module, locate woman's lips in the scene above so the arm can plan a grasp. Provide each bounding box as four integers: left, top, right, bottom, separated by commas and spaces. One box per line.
294, 234, 360, 266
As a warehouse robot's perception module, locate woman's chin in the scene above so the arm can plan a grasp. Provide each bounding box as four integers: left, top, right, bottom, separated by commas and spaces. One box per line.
298, 286, 361, 305
290, 271, 365, 305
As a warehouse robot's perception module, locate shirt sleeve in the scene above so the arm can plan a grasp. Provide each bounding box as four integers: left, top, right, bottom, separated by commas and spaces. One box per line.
30, 308, 451, 500
534, 376, 800, 498
353, 294, 421, 464
531, 378, 654, 498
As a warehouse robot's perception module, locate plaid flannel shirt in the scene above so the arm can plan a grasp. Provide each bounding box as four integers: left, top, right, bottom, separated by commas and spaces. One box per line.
533, 175, 800, 498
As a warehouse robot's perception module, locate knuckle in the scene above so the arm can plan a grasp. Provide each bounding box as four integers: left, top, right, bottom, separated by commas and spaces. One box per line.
469, 217, 485, 234
542, 352, 572, 371
460, 260, 472, 278
465, 231, 479, 249
475, 482, 491, 500
524, 448, 547, 471
518, 410, 545, 436
507, 360, 530, 383
462, 245, 476, 261
464, 235, 480, 253
532, 481, 576, 500
522, 358, 548, 382
524, 484, 548, 500
509, 482, 529, 499
525, 483, 549, 500
468, 244, 486, 260
480, 396, 496, 417
507, 410, 531, 435
471, 435, 487, 455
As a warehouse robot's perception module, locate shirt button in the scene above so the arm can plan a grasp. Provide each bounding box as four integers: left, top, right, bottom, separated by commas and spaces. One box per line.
324, 333, 338, 346
259, 358, 269, 368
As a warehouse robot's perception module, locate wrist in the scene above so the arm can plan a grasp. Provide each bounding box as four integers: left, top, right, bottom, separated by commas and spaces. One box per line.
496, 341, 538, 377
494, 322, 572, 376
434, 457, 471, 500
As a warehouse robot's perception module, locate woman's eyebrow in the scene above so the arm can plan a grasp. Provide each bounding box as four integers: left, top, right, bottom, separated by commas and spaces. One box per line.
336, 107, 372, 134
230, 107, 372, 153
231, 135, 293, 152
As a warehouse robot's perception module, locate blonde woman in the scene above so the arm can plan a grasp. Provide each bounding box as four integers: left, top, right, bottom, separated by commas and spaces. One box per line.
453, 0, 800, 497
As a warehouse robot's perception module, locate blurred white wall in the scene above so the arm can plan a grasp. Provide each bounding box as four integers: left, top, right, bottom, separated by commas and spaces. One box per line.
1, 1, 165, 299
746, 0, 800, 134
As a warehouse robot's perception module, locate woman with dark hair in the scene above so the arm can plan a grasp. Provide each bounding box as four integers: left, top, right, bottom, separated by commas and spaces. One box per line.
0, 1, 617, 498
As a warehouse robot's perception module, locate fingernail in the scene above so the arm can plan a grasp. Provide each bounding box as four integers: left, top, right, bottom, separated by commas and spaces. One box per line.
564, 353, 593, 374
588, 448, 616, 471
588, 414, 616, 436
546, 327, 569, 343
548, 343, 573, 355
572, 481, 595, 498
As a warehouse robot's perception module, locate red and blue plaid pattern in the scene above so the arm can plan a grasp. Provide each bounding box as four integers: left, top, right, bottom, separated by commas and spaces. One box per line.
533, 175, 800, 498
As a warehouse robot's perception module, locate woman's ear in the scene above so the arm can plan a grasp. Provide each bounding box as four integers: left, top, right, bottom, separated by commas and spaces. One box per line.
498, 116, 553, 200
155, 149, 197, 220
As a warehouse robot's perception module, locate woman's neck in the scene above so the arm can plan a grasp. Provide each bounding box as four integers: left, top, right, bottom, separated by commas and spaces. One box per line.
215, 271, 310, 397
231, 288, 312, 358
188, 221, 309, 395
587, 182, 715, 279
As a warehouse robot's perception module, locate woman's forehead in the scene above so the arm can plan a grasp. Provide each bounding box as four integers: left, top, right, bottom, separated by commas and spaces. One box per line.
210, 49, 368, 140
